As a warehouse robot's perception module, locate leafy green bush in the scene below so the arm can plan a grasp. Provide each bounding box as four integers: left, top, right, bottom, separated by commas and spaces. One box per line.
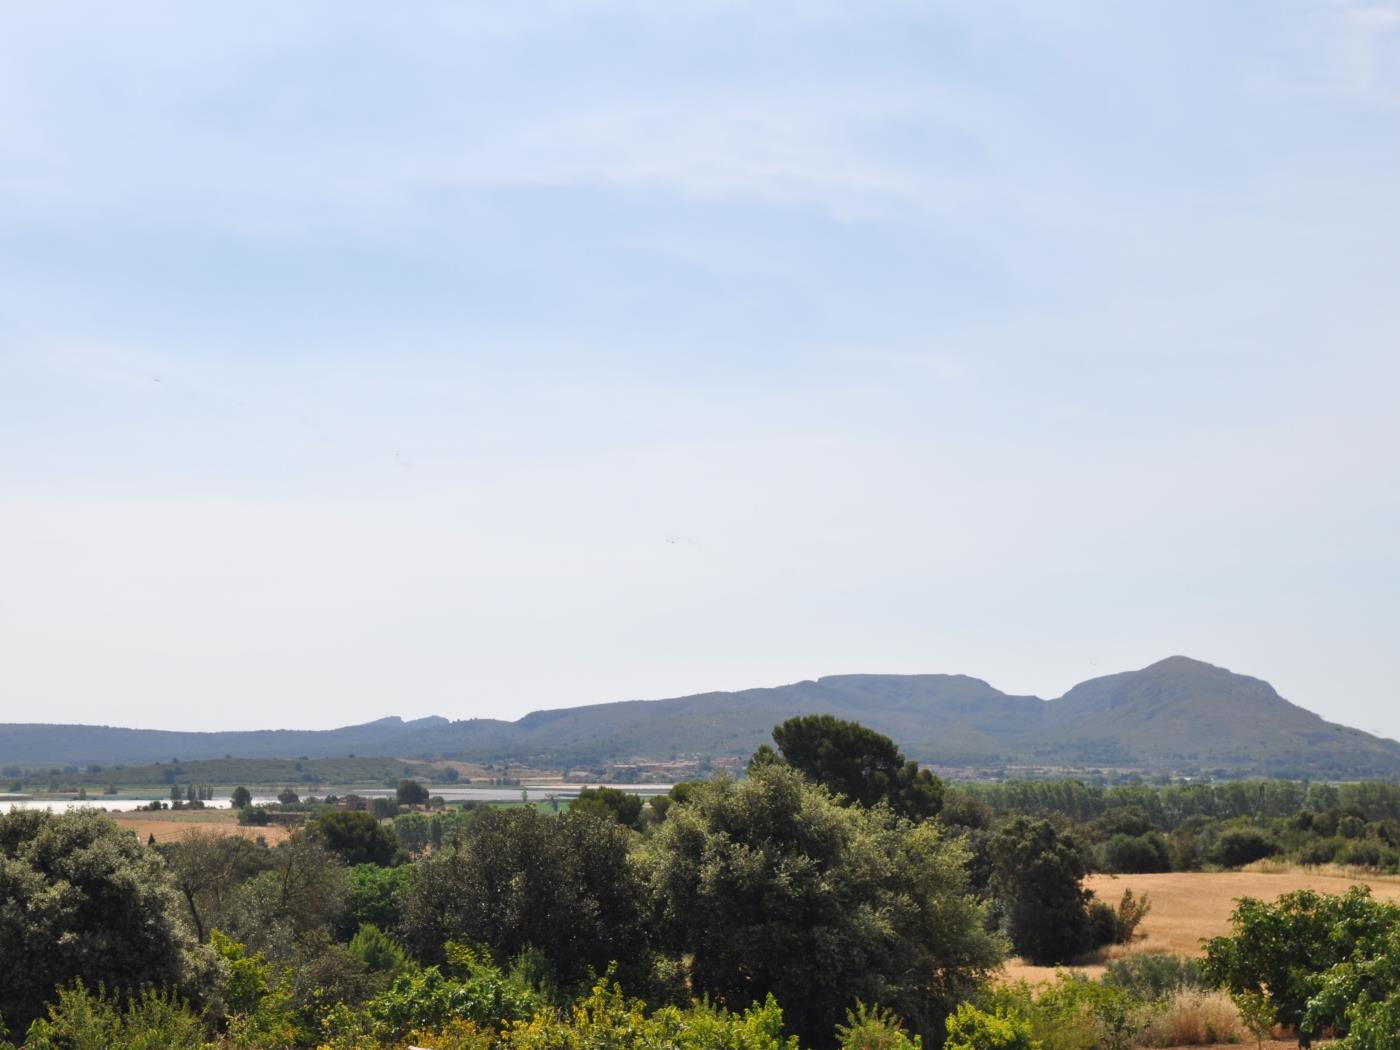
944, 1002, 1038, 1050
984, 974, 1148, 1050
1334, 840, 1400, 871
501, 978, 800, 1050
1211, 828, 1277, 868
23, 982, 206, 1050
1203, 886, 1400, 1044
1296, 837, 1342, 866
342, 862, 413, 939
367, 943, 542, 1041
1102, 833, 1172, 873
1102, 953, 1208, 1001
835, 1001, 923, 1050
347, 923, 408, 976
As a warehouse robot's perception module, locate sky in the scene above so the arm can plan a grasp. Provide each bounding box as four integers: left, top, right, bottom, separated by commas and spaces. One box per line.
2, 1, 1398, 737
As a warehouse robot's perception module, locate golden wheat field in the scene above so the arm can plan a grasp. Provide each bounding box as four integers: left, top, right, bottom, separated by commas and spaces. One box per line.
112, 808, 293, 844
1002, 867, 1400, 985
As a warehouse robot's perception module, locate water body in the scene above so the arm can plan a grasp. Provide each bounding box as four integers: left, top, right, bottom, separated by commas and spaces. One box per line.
4, 783, 674, 812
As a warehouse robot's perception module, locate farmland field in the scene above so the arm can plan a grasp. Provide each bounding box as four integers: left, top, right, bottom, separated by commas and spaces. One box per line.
111, 807, 292, 844
1004, 867, 1400, 984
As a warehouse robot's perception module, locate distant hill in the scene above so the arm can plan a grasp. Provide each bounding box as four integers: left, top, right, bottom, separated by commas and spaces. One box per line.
4, 657, 1398, 778
0, 716, 452, 768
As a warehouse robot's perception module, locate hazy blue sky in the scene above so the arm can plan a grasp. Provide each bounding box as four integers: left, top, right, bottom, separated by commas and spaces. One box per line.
3, 2, 1398, 736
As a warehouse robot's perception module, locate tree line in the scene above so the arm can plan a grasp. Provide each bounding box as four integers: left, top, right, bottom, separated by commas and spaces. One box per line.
2, 714, 1392, 1049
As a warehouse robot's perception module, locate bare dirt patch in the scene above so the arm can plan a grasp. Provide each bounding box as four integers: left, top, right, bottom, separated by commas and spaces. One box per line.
1002, 869, 1400, 985
112, 808, 291, 845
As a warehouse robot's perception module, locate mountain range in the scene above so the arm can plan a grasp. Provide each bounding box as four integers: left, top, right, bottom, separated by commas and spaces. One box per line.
4, 656, 1397, 778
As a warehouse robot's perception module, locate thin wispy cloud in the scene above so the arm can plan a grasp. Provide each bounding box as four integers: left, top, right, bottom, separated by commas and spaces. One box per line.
1, 1, 1397, 737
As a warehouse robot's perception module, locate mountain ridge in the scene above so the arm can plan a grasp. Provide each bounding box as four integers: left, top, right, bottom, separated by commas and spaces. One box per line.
3, 656, 1396, 778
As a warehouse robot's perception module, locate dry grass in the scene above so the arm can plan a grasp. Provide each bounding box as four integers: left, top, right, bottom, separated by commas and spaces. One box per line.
112, 808, 292, 844
1002, 870, 1400, 984
1137, 991, 1244, 1047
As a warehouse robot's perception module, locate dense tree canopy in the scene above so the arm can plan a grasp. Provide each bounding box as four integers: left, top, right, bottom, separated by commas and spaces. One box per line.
309, 810, 401, 867
640, 764, 999, 1046
402, 807, 646, 987
0, 810, 214, 1033
988, 816, 1095, 964
571, 786, 644, 828
760, 714, 944, 821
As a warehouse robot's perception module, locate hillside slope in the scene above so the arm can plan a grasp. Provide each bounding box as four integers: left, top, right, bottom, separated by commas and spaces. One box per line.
4, 657, 1396, 778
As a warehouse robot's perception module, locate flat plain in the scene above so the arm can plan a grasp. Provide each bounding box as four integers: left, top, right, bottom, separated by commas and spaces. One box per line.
112, 807, 293, 844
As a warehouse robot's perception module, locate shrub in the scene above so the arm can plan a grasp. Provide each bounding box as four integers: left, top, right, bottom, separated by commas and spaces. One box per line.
641, 765, 1000, 1045
1102, 953, 1208, 1001
1203, 886, 1400, 1044
367, 943, 542, 1041
1102, 833, 1172, 874
348, 922, 408, 975
23, 982, 207, 1050
1086, 889, 1152, 952
1211, 828, 1277, 869
944, 1002, 1039, 1050
1296, 837, 1342, 866
984, 976, 1144, 1050
342, 862, 413, 939
836, 1001, 923, 1050
1136, 990, 1244, 1047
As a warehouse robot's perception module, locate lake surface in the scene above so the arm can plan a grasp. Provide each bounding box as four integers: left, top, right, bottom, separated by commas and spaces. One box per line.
3, 782, 674, 812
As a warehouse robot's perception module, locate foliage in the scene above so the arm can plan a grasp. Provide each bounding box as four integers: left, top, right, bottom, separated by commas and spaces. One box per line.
1305, 924, 1400, 1050
347, 923, 408, 976
366, 943, 542, 1042
394, 811, 432, 857
1233, 991, 1275, 1050
500, 977, 799, 1050
1211, 828, 1278, 868
944, 1002, 1038, 1050
835, 1002, 923, 1050
639, 764, 1000, 1046
342, 863, 413, 939
23, 982, 207, 1050
570, 786, 644, 828
1202, 886, 1400, 1044
988, 817, 1096, 963
309, 811, 400, 867
985, 975, 1148, 1050
763, 714, 944, 821
161, 830, 273, 943
1101, 953, 1208, 1001
1102, 832, 1171, 873
0, 809, 214, 1032
223, 834, 348, 961
210, 930, 273, 1016
397, 780, 430, 807
402, 808, 645, 987
1085, 889, 1151, 950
